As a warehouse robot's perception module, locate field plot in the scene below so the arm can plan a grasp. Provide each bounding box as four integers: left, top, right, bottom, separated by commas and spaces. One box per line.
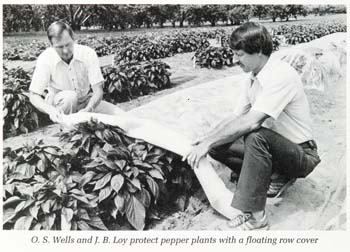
2, 14, 347, 230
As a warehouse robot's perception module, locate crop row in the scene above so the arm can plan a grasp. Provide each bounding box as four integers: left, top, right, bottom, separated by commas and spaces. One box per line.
271, 21, 346, 45
4, 20, 346, 63
3, 60, 172, 138
3, 120, 195, 230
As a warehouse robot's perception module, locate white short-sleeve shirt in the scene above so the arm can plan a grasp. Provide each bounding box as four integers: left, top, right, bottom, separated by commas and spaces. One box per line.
29, 44, 104, 102
233, 57, 313, 144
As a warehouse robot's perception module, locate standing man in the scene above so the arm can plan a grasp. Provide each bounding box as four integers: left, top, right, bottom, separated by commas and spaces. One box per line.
29, 21, 123, 123
183, 22, 321, 230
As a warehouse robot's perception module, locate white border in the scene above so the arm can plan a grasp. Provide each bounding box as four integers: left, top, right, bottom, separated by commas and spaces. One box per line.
0, 1, 349, 252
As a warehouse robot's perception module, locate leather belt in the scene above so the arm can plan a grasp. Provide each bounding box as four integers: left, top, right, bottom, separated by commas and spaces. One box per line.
299, 140, 317, 150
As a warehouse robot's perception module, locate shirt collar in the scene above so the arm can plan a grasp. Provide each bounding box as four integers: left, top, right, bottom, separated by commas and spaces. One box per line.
51, 43, 84, 66
254, 56, 273, 85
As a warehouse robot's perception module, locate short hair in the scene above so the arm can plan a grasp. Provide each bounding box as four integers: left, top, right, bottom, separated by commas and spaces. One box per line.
47, 21, 74, 44
229, 22, 273, 56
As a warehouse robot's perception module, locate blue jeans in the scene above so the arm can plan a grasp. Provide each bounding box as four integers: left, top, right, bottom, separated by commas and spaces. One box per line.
208, 127, 321, 212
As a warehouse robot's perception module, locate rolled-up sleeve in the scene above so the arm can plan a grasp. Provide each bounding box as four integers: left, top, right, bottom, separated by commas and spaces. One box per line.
87, 49, 104, 86
29, 54, 51, 95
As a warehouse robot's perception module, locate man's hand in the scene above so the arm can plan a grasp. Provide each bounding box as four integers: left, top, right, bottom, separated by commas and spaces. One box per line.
182, 141, 210, 169
79, 106, 94, 113
48, 107, 63, 123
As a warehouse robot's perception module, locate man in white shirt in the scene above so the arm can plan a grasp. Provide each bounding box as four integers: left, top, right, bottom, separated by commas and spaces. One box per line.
29, 21, 122, 123
183, 22, 321, 230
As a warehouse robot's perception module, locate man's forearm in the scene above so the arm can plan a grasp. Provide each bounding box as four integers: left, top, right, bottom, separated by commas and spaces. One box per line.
86, 92, 102, 110
85, 83, 104, 111
205, 115, 238, 138
202, 112, 268, 149
29, 92, 55, 115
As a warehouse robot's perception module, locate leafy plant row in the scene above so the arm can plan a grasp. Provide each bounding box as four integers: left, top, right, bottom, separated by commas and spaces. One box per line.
3, 60, 171, 138
271, 21, 346, 45
2, 66, 49, 138
3, 120, 195, 230
102, 60, 171, 104
193, 46, 236, 69
4, 19, 345, 62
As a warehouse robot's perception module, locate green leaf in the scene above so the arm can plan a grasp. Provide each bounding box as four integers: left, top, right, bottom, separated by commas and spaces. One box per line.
71, 194, 91, 205
70, 134, 83, 142
136, 188, 151, 208
114, 194, 126, 214
115, 160, 127, 170
86, 216, 108, 230
91, 145, 99, 159
61, 207, 74, 230
3, 208, 16, 224
3, 108, 8, 117
29, 205, 40, 219
95, 130, 104, 140
133, 160, 153, 169
3, 196, 22, 208
146, 175, 159, 201
14, 216, 34, 230
16, 183, 34, 197
14, 117, 20, 129
82, 137, 91, 153
14, 163, 35, 178
148, 169, 164, 180
80, 171, 96, 187
129, 178, 141, 190
84, 159, 102, 169
4, 184, 15, 195
77, 209, 90, 221
103, 159, 119, 170
77, 220, 94, 230
37, 159, 45, 172
15, 201, 26, 213
45, 213, 56, 230
111, 174, 124, 193
125, 195, 146, 230
41, 199, 53, 214
32, 223, 42, 230
99, 186, 113, 202
44, 147, 60, 156
93, 172, 112, 191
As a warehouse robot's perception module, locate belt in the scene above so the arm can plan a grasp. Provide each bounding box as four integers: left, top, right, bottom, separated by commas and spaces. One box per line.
299, 140, 317, 150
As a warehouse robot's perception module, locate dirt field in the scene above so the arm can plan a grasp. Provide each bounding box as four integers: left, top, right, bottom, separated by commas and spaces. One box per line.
2, 32, 346, 230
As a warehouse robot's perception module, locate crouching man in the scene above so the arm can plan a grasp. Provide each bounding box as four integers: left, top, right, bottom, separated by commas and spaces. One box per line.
183, 22, 321, 230
29, 21, 123, 124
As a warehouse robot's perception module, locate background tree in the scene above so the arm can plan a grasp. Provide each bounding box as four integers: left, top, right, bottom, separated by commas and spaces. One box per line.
186, 5, 205, 27
202, 5, 225, 27
227, 5, 252, 25
252, 5, 269, 20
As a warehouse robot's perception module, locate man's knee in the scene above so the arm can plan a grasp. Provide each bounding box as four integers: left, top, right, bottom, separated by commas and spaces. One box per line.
54, 90, 78, 114
244, 129, 269, 151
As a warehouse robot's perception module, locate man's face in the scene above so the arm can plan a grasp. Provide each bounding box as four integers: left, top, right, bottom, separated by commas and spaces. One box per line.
233, 50, 261, 73
51, 30, 74, 62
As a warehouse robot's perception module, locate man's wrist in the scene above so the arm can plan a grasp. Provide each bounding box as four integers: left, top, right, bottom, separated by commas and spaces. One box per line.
85, 105, 94, 112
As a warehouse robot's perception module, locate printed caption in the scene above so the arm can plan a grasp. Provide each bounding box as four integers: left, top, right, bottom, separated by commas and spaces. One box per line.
30, 234, 319, 247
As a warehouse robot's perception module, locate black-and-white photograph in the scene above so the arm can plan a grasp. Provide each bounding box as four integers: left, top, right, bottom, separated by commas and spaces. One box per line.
2, 2, 347, 234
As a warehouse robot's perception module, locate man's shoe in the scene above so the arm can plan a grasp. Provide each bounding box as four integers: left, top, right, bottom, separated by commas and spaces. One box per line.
226, 212, 269, 230
267, 176, 297, 198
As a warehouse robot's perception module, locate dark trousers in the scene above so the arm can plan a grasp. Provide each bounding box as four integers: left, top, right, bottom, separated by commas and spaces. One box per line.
208, 127, 321, 212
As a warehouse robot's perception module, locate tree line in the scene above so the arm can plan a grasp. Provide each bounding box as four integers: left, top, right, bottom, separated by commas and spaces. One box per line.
3, 4, 346, 33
